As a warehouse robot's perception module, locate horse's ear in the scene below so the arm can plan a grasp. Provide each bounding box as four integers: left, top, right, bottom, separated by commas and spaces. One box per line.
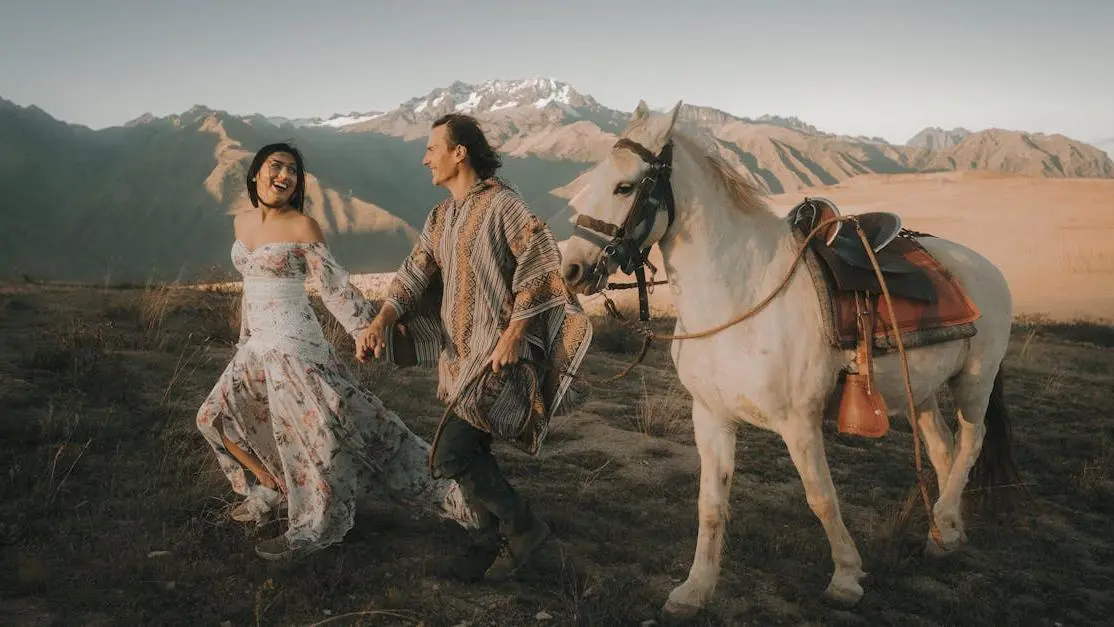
667, 100, 683, 134
645, 100, 684, 151
623, 100, 652, 136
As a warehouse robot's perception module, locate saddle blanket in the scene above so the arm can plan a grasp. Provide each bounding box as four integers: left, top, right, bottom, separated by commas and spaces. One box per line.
794, 229, 982, 352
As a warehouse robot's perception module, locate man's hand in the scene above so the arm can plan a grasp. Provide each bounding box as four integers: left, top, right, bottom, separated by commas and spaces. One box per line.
357, 306, 401, 363
489, 319, 528, 373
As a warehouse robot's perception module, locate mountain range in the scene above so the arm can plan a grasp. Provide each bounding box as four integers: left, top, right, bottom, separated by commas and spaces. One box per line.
2, 77, 1111, 283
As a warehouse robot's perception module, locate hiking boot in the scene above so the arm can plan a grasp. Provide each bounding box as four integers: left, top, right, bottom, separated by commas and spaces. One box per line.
438, 505, 500, 582
485, 516, 551, 581
445, 534, 502, 582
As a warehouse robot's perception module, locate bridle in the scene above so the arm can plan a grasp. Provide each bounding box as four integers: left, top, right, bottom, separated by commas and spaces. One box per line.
570, 137, 676, 321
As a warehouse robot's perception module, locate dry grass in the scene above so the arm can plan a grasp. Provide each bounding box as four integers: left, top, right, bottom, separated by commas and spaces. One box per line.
1013, 313, 1114, 348
583, 308, 648, 355
1, 283, 1113, 625
631, 375, 690, 437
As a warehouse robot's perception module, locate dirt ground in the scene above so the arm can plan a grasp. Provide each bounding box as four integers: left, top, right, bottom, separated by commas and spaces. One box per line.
1, 277, 1111, 626
2, 172, 1112, 625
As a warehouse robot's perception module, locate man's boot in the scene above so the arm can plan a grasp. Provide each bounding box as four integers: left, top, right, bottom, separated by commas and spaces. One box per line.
454, 454, 550, 581
444, 506, 501, 582
484, 501, 551, 581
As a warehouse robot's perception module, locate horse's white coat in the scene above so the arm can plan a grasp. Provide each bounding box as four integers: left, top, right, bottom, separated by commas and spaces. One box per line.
560, 102, 1014, 615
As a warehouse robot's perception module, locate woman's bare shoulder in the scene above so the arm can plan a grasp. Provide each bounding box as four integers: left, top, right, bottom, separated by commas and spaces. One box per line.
285, 212, 326, 244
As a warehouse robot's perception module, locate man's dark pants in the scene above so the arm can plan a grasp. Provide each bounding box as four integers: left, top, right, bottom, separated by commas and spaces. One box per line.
431, 414, 535, 540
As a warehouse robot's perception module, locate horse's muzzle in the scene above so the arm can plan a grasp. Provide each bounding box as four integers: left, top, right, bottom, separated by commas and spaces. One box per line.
561, 260, 606, 295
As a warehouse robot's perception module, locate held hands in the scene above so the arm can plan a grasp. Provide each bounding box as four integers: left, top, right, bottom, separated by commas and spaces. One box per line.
356, 320, 387, 363
357, 306, 404, 363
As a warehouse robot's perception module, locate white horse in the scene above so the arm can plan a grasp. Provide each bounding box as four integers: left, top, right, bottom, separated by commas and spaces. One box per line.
560, 101, 1022, 618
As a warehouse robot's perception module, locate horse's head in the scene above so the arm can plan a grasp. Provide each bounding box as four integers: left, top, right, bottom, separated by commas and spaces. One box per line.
561, 100, 683, 295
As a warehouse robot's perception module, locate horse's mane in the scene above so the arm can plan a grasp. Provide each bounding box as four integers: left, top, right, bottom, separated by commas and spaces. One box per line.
673, 132, 768, 216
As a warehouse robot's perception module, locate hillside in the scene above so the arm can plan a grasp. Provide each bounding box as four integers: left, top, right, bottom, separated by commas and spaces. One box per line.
0, 97, 588, 283
1, 77, 1112, 283
1, 280, 1112, 625
907, 126, 972, 151
923, 129, 1114, 178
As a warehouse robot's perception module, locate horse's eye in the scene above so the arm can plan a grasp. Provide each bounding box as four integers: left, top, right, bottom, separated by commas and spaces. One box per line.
614, 182, 635, 196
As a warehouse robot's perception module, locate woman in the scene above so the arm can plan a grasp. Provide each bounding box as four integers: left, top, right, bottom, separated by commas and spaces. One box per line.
195, 142, 477, 561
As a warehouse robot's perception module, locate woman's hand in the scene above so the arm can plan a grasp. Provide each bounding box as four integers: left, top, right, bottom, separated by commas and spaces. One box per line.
357, 319, 388, 362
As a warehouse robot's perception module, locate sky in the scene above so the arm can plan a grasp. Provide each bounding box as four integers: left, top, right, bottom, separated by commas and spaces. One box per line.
1, 0, 1111, 145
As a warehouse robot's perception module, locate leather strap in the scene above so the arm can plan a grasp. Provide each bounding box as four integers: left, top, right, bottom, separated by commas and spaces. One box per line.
634, 265, 650, 322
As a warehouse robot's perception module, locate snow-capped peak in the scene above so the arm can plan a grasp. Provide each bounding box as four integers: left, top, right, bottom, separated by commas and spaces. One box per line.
397, 77, 599, 119
315, 111, 383, 128
299, 77, 629, 131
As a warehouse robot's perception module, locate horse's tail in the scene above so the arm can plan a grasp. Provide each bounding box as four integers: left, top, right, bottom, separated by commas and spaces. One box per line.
966, 366, 1029, 517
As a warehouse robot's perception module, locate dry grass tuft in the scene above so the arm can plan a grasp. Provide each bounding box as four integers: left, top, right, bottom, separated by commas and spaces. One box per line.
587, 313, 647, 355
22, 317, 109, 393
630, 376, 690, 437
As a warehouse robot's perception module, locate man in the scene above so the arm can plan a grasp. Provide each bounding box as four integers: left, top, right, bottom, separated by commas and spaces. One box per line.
357, 113, 592, 581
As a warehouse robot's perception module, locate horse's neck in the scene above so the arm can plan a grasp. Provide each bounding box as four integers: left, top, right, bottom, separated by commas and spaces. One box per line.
660, 194, 797, 332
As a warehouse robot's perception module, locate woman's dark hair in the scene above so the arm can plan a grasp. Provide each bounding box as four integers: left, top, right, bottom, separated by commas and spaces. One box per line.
432, 113, 502, 179
246, 142, 306, 211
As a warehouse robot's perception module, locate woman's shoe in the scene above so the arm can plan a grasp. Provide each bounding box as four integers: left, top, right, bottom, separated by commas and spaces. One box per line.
229, 485, 283, 525
254, 534, 322, 561
230, 499, 270, 524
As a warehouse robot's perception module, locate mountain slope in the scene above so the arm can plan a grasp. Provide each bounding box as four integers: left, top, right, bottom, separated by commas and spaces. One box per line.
2, 78, 1112, 283
0, 101, 421, 283
907, 127, 972, 151
327, 79, 1113, 195
926, 129, 1114, 178
0, 96, 590, 283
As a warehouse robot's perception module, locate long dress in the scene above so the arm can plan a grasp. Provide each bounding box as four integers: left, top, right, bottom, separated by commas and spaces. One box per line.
195, 239, 478, 553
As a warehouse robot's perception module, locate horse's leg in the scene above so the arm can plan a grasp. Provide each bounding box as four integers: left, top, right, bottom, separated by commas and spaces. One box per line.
929, 371, 996, 552
917, 394, 955, 495
782, 417, 866, 607
663, 399, 737, 619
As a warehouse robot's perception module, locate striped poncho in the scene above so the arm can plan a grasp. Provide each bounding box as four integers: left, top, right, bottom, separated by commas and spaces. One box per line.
382, 177, 592, 455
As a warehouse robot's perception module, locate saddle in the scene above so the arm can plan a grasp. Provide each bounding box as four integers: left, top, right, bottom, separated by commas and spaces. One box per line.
787, 197, 981, 438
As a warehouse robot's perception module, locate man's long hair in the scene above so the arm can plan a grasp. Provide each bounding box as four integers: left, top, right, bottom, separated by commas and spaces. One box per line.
432, 113, 502, 180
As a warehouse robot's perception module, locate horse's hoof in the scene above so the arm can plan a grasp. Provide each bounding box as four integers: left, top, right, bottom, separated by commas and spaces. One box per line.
661, 599, 702, 621
924, 537, 961, 558
822, 583, 864, 609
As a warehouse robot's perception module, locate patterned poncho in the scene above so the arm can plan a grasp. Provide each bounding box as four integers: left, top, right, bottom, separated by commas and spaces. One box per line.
382, 177, 592, 454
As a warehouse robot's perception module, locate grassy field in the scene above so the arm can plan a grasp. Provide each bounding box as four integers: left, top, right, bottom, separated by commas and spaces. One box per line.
1, 281, 1112, 626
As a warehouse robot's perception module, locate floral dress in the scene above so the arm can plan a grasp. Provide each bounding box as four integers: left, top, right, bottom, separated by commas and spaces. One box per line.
195, 239, 478, 553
